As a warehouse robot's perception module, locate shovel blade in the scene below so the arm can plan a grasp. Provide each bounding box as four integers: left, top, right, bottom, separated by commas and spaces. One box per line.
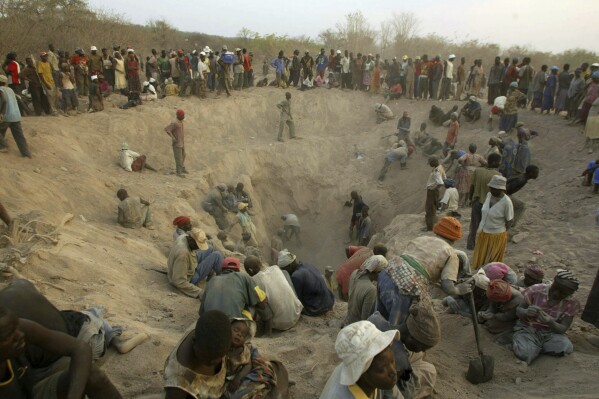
466, 355, 495, 384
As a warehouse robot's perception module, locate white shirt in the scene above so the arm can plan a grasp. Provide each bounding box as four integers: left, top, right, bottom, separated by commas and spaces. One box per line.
119, 149, 140, 172
441, 187, 459, 211
445, 60, 454, 79
478, 193, 514, 234
426, 167, 444, 189
341, 56, 350, 73
283, 214, 300, 227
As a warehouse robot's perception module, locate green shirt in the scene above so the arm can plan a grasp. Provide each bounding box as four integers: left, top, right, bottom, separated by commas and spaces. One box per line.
471, 167, 501, 201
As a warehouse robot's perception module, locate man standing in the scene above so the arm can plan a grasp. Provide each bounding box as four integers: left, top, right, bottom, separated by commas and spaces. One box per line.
164, 109, 187, 177
46, 44, 60, 75
233, 48, 244, 90
346, 191, 367, 241
288, 50, 301, 87
341, 50, 351, 89
0, 75, 31, 158
88, 46, 103, 77
454, 57, 466, 100
158, 49, 170, 81
315, 48, 328, 78
301, 50, 314, 80
276, 92, 295, 142
147, 49, 159, 81
518, 57, 534, 105
405, 58, 415, 99
71, 48, 89, 96
116, 189, 154, 230
506, 165, 539, 227
101, 48, 115, 88
176, 50, 190, 97
19, 56, 50, 116
431, 55, 443, 100
397, 111, 411, 141
467, 153, 502, 249
36, 52, 58, 114
217, 46, 232, 97
242, 48, 253, 88
440, 54, 455, 101
358, 207, 372, 246
424, 157, 444, 231
488, 56, 505, 105
271, 50, 286, 88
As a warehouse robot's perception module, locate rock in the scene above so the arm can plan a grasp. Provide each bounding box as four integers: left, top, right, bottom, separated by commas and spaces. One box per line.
529, 256, 537, 263
79, 215, 88, 222
33, 168, 41, 174
511, 232, 529, 244
60, 166, 68, 172
515, 377, 522, 385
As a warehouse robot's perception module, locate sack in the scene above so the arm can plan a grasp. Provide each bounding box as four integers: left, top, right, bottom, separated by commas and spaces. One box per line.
221, 52, 235, 64
252, 267, 302, 330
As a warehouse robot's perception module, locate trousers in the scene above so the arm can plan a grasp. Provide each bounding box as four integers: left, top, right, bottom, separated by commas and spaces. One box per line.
467, 199, 483, 249
172, 146, 186, 175
512, 322, 573, 365
278, 119, 295, 140
425, 188, 439, 230
0, 122, 30, 157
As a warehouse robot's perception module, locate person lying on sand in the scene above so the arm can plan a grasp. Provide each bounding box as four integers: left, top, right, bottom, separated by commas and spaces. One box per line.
119, 142, 157, 172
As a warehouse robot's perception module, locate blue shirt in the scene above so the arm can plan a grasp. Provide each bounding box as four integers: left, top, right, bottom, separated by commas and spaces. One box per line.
271, 58, 285, 74
0, 86, 21, 123
290, 262, 334, 316
588, 161, 599, 184
376, 270, 414, 327
315, 54, 328, 71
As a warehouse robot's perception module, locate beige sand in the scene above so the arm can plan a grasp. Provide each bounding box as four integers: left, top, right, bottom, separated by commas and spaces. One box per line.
1, 87, 598, 398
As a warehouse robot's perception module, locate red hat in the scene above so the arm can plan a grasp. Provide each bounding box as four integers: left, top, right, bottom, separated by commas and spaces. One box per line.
172, 216, 190, 227
176, 109, 185, 118
222, 257, 241, 270
486, 279, 512, 303
39, 52, 47, 57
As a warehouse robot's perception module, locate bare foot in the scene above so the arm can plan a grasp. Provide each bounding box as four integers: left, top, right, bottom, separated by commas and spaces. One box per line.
112, 333, 150, 354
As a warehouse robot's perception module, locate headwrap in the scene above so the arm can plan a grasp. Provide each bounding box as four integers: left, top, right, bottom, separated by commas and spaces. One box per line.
222, 257, 241, 270
443, 178, 455, 188
473, 269, 490, 290
406, 300, 441, 347
360, 255, 388, 274
554, 269, 579, 291
524, 264, 544, 281
485, 262, 509, 280
172, 216, 190, 228
121, 142, 129, 150
176, 108, 185, 118
277, 249, 296, 268
486, 279, 512, 302
335, 321, 399, 386
433, 217, 462, 241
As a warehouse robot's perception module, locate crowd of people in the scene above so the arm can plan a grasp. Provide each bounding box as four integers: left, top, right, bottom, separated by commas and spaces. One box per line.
2, 40, 599, 399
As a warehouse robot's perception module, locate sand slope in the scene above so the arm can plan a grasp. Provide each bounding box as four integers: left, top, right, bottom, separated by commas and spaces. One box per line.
1, 87, 598, 398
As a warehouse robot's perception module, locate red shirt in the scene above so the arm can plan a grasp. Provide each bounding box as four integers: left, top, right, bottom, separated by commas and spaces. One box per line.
335, 247, 373, 296
445, 121, 460, 144
6, 61, 20, 85
243, 54, 252, 72
504, 65, 518, 84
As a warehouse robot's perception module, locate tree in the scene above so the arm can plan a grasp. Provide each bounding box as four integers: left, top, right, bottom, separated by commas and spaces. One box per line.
335, 11, 376, 52
379, 21, 393, 58
390, 12, 419, 45
147, 19, 174, 49
238, 27, 258, 42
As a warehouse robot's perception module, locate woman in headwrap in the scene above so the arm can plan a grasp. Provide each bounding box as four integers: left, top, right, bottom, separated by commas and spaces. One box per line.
482, 262, 518, 284
517, 264, 545, 288
344, 255, 389, 326
125, 49, 141, 95
513, 122, 538, 175
484, 137, 502, 159
499, 82, 525, 133
478, 279, 523, 335
512, 269, 581, 365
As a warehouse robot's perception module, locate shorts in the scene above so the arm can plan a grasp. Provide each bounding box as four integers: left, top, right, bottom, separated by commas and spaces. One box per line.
29, 357, 70, 399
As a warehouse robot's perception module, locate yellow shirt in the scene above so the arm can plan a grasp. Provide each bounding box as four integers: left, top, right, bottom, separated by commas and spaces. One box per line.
348, 384, 377, 399
36, 61, 54, 87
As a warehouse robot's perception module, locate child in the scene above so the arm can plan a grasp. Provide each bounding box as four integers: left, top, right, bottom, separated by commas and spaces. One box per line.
439, 179, 460, 217
225, 318, 278, 398
60, 63, 79, 113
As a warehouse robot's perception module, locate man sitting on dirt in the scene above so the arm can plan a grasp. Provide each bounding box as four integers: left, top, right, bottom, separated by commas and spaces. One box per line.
374, 103, 394, 123
429, 104, 458, 126
344, 255, 388, 326
478, 279, 523, 335
377, 217, 472, 327
336, 244, 388, 301
512, 269, 581, 365
118, 142, 156, 172
167, 228, 205, 298
199, 257, 268, 320
116, 188, 154, 230
244, 256, 302, 333
368, 300, 441, 399
461, 96, 482, 122
277, 250, 335, 316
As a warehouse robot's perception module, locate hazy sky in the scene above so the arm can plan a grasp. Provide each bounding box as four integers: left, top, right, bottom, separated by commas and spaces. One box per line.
89, 0, 597, 54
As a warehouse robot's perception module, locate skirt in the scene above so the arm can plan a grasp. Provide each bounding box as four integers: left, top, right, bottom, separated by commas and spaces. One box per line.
513, 143, 531, 175
499, 113, 518, 132
363, 70, 371, 86
471, 230, 508, 269
455, 165, 472, 194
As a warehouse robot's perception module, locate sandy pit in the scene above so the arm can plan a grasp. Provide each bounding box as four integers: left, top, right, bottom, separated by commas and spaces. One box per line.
1, 85, 598, 398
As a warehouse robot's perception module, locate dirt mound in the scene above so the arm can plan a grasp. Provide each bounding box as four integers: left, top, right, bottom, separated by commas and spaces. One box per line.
1, 87, 598, 398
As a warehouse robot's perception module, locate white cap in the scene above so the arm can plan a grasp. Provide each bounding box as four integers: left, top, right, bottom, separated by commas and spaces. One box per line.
337, 50, 341, 54
448, 54, 456, 59
149, 77, 156, 83
143, 81, 149, 86
91, 75, 98, 81
235, 48, 241, 52
336, 321, 399, 385
592, 63, 599, 67
277, 249, 297, 268
199, 51, 206, 56
90, 46, 97, 51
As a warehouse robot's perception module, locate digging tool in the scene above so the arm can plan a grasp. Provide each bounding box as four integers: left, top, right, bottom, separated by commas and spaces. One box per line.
466, 291, 494, 384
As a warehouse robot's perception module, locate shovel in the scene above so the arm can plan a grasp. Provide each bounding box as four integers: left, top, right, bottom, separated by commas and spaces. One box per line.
466, 292, 495, 384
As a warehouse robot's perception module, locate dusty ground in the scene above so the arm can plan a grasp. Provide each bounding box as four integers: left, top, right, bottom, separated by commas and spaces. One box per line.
1, 85, 598, 398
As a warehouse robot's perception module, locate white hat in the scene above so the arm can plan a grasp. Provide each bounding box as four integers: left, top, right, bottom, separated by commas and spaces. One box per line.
199, 51, 206, 56
360, 255, 388, 273
127, 48, 134, 53
121, 142, 129, 150
398, 140, 406, 147
469, 95, 477, 101
448, 54, 456, 59
277, 249, 296, 268
203, 46, 210, 52
591, 63, 599, 67
336, 321, 399, 385
235, 48, 241, 52
336, 50, 341, 54
222, 45, 228, 50
188, 228, 209, 250
149, 77, 156, 83
473, 268, 490, 290
91, 75, 98, 81
143, 81, 149, 86
487, 175, 507, 190
90, 46, 97, 51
